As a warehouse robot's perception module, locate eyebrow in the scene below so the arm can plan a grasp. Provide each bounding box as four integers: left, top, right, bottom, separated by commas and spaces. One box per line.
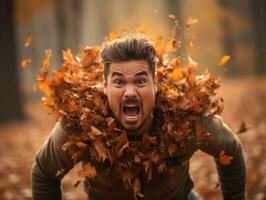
111, 70, 148, 78
135, 71, 148, 77
111, 71, 124, 78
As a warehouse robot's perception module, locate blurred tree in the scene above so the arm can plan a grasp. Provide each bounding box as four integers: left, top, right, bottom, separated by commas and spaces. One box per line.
250, 0, 266, 75
0, 0, 24, 122
217, 0, 238, 76
165, 0, 186, 60
55, 0, 82, 54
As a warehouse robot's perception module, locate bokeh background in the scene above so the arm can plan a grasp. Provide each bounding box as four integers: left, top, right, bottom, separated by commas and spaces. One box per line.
0, 0, 265, 199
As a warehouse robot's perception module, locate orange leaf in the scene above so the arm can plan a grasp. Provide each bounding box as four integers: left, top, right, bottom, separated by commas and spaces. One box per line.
24, 35, 32, 47
186, 17, 199, 27
78, 163, 97, 179
21, 59, 31, 68
171, 67, 183, 81
91, 126, 103, 136
219, 150, 233, 166
218, 55, 231, 68
93, 140, 108, 161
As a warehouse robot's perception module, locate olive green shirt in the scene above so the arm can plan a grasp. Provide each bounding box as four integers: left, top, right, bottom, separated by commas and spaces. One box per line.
31, 115, 246, 200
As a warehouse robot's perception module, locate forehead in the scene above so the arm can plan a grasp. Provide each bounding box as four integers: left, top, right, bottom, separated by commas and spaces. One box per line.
108, 60, 151, 76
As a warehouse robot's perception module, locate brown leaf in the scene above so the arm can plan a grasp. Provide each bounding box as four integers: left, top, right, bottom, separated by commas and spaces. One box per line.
93, 140, 108, 161
219, 150, 233, 166
78, 163, 97, 179
21, 59, 31, 68
91, 126, 103, 136
236, 122, 248, 134
24, 35, 32, 47
167, 143, 177, 157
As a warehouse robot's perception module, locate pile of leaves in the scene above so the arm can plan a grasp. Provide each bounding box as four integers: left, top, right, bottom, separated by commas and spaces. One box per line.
34, 30, 223, 198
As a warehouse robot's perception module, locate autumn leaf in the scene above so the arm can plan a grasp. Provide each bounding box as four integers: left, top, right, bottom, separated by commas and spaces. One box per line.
219, 150, 234, 166
21, 59, 31, 68
91, 126, 103, 136
37, 49, 52, 81
55, 168, 66, 177
186, 17, 199, 27
105, 31, 119, 41
93, 140, 107, 161
133, 179, 144, 199
167, 14, 176, 21
76, 142, 87, 148
167, 143, 177, 157
78, 163, 97, 179
236, 122, 248, 134
24, 35, 32, 47
218, 55, 231, 71
171, 67, 183, 81
187, 40, 194, 51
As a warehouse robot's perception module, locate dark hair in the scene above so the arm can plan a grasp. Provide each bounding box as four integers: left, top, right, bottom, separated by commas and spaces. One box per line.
101, 36, 157, 78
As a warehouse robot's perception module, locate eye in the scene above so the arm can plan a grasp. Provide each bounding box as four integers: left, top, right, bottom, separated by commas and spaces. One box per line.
136, 79, 147, 87
113, 79, 125, 87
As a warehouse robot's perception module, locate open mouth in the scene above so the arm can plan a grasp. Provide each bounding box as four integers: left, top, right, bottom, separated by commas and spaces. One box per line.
123, 105, 140, 117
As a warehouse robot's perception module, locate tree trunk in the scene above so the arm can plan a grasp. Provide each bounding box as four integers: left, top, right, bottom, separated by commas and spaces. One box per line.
217, 0, 238, 76
0, 0, 24, 122
250, 0, 266, 75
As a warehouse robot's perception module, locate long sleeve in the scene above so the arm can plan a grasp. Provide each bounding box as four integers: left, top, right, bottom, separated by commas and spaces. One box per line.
199, 115, 246, 200
31, 121, 74, 200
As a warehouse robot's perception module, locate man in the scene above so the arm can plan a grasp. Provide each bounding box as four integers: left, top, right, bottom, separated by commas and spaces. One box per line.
31, 36, 246, 200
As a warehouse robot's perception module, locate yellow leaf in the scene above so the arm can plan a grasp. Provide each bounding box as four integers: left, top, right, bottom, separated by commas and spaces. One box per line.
218, 55, 231, 68
171, 67, 183, 81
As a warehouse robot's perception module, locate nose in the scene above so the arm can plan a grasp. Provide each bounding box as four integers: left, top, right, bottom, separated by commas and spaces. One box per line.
124, 85, 137, 98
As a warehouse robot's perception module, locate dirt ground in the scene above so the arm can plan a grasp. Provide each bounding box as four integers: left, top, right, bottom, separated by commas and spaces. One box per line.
0, 78, 265, 200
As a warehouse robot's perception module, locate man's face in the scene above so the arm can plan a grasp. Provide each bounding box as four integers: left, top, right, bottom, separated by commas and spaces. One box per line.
104, 60, 157, 132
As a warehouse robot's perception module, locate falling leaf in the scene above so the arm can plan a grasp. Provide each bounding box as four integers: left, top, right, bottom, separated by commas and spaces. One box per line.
171, 67, 183, 81
24, 35, 32, 47
55, 168, 66, 177
218, 55, 231, 71
219, 150, 234, 166
187, 41, 194, 51
167, 14, 176, 21
236, 122, 248, 134
21, 59, 31, 68
186, 17, 199, 27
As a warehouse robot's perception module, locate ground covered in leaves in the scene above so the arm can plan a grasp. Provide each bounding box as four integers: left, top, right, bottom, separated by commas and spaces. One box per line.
0, 78, 265, 200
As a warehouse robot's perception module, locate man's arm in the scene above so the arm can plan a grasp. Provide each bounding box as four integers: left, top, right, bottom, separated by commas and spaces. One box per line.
31, 121, 74, 200
199, 115, 246, 200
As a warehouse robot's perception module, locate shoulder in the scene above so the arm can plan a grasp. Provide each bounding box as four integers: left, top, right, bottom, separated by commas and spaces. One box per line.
198, 114, 241, 156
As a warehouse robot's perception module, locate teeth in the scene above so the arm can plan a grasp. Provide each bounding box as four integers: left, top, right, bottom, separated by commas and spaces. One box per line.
124, 104, 138, 107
